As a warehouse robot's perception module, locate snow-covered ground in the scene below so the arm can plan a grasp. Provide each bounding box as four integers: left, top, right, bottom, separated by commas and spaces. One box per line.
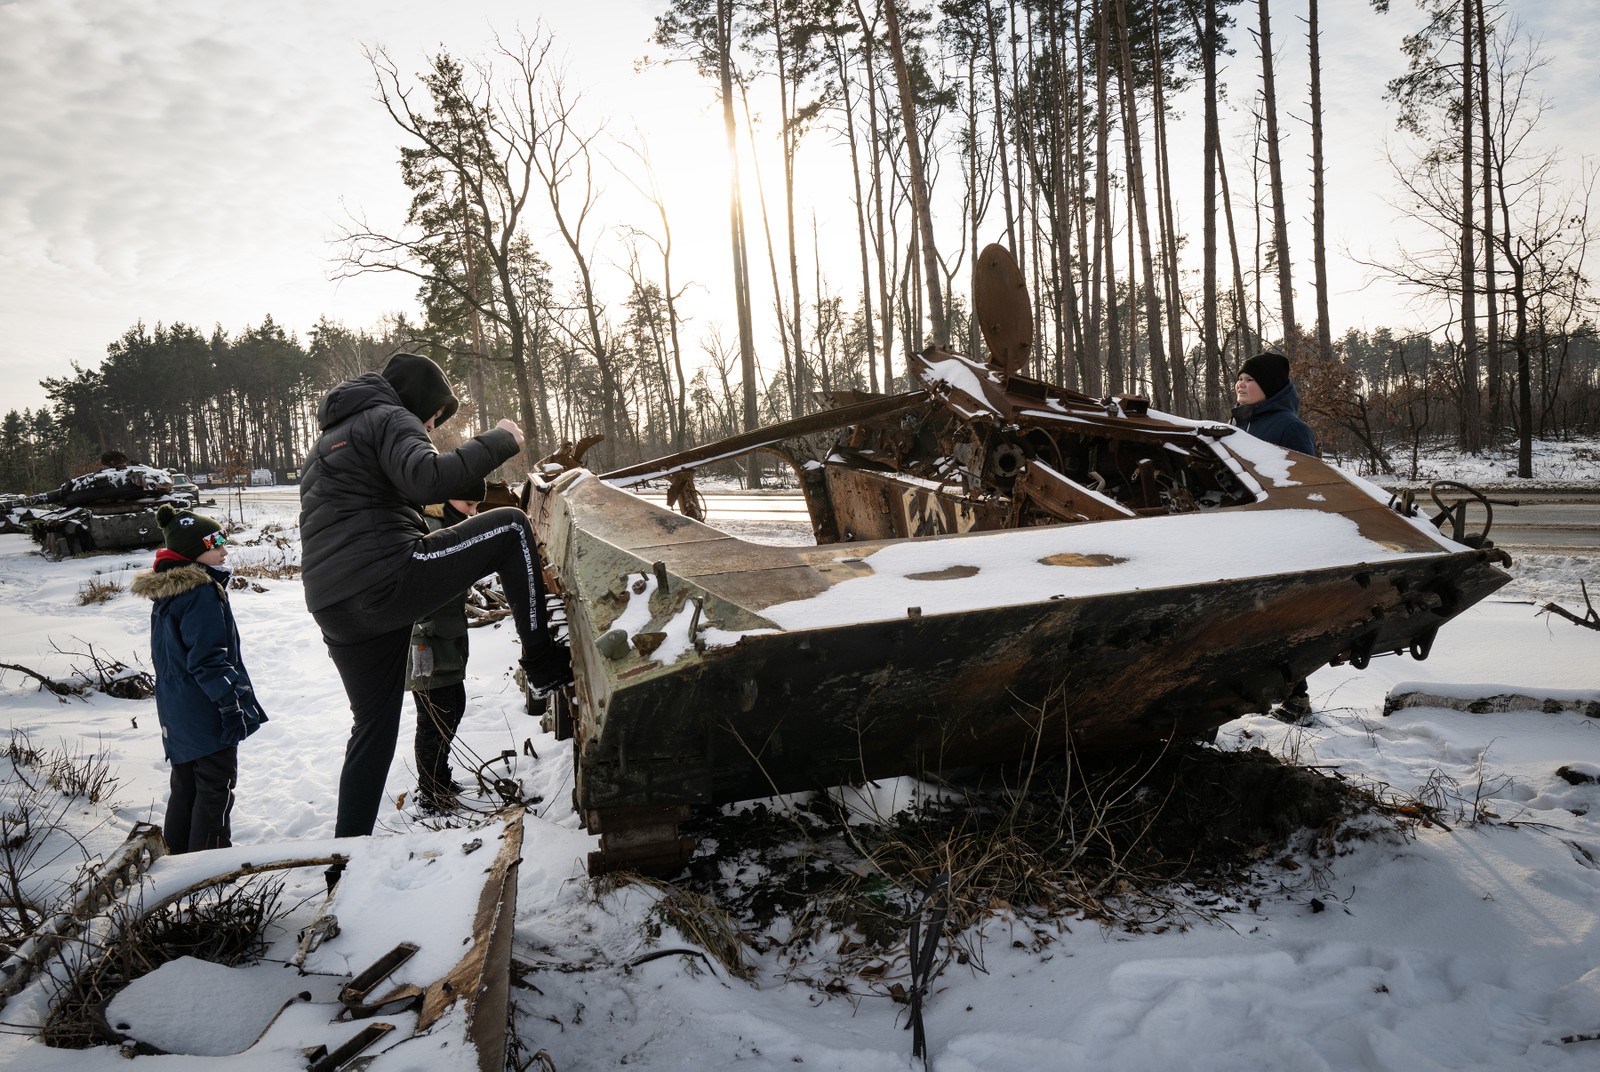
1, 465, 1598, 1070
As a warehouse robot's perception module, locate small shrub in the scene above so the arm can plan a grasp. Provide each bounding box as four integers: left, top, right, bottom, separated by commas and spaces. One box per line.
4, 729, 44, 769
45, 746, 119, 805
76, 574, 124, 605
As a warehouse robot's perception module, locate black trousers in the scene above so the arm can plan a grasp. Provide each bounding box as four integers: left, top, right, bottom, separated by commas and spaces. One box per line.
316, 508, 548, 838
165, 747, 238, 854
413, 683, 467, 796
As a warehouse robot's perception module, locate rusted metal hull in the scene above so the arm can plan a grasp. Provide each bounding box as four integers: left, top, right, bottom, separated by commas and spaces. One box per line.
529, 460, 1509, 872
530, 248, 1513, 873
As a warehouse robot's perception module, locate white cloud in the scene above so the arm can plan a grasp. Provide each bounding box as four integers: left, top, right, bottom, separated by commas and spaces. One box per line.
1, 0, 1595, 416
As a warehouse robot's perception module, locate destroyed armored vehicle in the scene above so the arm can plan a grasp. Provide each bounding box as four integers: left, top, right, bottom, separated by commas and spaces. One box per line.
2, 464, 184, 557
524, 246, 1514, 874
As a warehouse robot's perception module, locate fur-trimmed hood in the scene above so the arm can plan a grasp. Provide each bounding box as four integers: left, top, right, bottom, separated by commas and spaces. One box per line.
131, 563, 219, 601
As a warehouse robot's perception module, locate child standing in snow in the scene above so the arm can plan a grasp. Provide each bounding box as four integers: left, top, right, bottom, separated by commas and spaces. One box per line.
131, 505, 268, 853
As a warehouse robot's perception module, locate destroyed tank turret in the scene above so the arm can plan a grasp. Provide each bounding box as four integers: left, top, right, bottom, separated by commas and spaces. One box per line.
524, 245, 1514, 875
3, 464, 184, 558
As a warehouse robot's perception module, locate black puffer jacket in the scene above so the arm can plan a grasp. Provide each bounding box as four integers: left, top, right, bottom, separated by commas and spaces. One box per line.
298, 373, 518, 613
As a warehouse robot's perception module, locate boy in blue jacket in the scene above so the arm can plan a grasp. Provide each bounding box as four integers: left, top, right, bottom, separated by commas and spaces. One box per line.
131, 505, 267, 853
1231, 352, 1318, 457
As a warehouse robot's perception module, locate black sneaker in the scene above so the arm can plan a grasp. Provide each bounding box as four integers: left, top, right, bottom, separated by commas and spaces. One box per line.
416, 787, 459, 816
521, 639, 575, 698
1272, 692, 1314, 724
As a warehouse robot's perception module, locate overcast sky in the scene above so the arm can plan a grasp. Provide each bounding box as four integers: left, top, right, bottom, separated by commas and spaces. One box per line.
2, 0, 1596, 417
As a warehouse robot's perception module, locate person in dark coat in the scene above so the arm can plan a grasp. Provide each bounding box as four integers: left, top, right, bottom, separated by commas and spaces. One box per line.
1232, 352, 1319, 720
131, 506, 268, 853
407, 490, 483, 813
299, 351, 570, 841
1231, 352, 1318, 457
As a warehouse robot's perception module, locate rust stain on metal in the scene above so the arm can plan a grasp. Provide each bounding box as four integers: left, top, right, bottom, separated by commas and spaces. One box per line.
906, 565, 980, 581
1039, 552, 1126, 568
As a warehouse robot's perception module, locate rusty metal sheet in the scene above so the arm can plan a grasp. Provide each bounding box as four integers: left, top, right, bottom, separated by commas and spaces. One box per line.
974, 243, 1034, 373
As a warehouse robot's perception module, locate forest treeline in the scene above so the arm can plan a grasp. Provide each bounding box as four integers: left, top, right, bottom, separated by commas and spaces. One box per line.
4, 0, 1597, 494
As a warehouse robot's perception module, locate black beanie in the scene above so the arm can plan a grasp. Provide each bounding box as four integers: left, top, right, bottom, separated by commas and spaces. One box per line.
442, 474, 487, 504
1238, 352, 1290, 400
382, 352, 460, 426
156, 505, 224, 561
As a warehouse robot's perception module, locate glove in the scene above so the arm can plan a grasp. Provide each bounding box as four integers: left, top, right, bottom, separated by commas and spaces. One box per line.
219, 703, 249, 746
219, 700, 254, 746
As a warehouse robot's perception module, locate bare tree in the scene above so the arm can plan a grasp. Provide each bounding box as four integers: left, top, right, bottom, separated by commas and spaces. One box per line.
337, 33, 555, 458
1255, 0, 1296, 342
533, 76, 627, 466
884, 0, 948, 348
618, 136, 692, 451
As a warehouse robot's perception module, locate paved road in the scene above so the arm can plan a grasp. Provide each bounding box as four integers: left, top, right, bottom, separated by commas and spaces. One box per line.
243, 486, 1599, 552
1482, 500, 1600, 552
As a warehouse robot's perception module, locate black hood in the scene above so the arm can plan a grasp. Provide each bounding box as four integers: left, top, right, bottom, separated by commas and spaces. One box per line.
382, 353, 459, 426
317, 372, 402, 431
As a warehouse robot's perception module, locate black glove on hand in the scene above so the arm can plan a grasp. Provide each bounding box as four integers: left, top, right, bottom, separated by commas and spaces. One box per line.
219, 701, 250, 746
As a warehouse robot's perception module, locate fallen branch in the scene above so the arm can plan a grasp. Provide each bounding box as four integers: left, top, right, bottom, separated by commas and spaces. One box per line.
0, 662, 78, 701
1539, 579, 1599, 631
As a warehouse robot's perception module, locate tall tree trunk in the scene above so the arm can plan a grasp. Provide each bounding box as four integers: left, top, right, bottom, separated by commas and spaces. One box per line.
854, 0, 897, 390
984, 0, 1018, 253
769, 0, 810, 412
1203, 0, 1222, 413
1115, 0, 1168, 408
1257, 0, 1297, 342
831, 34, 879, 393
1308, 0, 1333, 366
1150, 14, 1187, 414
1475, 0, 1500, 439
1216, 135, 1252, 404
1049, 4, 1082, 384
966, 40, 983, 358
458, 187, 490, 435
1013, 0, 1031, 283
1085, 0, 1111, 397
1459, 0, 1481, 451
1069, 0, 1092, 391
716, 0, 760, 474
884, 0, 947, 348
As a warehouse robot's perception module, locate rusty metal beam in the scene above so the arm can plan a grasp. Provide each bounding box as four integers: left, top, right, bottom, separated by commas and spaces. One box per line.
600, 392, 928, 486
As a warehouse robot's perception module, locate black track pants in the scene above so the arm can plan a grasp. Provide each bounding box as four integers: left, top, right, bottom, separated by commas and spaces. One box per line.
165, 747, 238, 854
315, 508, 549, 838
324, 627, 410, 838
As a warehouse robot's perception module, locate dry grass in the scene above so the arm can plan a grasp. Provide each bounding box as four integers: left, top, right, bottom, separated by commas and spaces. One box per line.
75, 573, 124, 605
40, 877, 287, 1049
2, 731, 114, 954
653, 732, 1408, 997
44, 744, 119, 805
600, 873, 756, 981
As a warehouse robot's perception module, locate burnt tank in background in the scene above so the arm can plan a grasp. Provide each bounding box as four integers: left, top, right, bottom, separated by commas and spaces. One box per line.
526, 246, 1515, 875
1, 456, 192, 558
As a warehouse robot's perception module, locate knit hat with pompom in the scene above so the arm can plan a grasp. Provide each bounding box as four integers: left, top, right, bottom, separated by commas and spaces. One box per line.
155, 504, 225, 561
